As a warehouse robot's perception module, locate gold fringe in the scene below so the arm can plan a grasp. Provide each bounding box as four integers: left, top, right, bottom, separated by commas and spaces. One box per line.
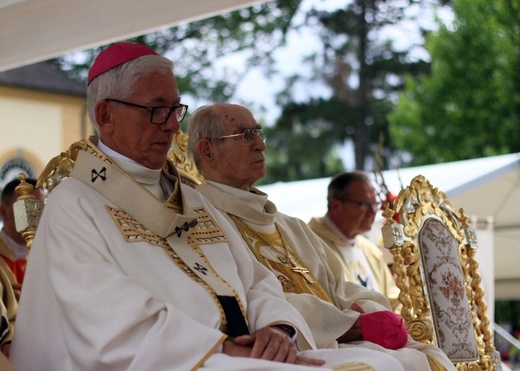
331, 362, 376, 371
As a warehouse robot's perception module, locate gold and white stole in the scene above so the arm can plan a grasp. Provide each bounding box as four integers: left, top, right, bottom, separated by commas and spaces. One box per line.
230, 215, 333, 304
70, 150, 250, 336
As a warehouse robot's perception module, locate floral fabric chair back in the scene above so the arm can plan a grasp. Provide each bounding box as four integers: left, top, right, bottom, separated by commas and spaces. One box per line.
381, 175, 501, 370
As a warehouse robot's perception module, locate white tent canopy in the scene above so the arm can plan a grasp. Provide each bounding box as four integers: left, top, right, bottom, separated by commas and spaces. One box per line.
0, 0, 264, 72
258, 153, 520, 300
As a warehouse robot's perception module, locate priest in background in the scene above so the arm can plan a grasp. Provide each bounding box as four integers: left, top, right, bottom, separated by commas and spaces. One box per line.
309, 171, 400, 312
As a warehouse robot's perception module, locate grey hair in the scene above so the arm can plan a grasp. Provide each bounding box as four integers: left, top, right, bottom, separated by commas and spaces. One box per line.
86, 55, 174, 133
187, 104, 228, 169
327, 171, 372, 210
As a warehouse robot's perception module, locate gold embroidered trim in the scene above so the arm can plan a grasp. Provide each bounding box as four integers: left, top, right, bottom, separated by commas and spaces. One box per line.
106, 206, 167, 247
185, 207, 249, 329
106, 205, 227, 330
85, 141, 115, 166
426, 355, 447, 371
106, 205, 247, 334
187, 207, 228, 246
331, 362, 375, 371
190, 335, 227, 371
161, 234, 229, 333
230, 215, 333, 304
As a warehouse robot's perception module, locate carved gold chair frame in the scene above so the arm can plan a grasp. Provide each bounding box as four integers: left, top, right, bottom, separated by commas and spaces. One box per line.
381, 175, 501, 370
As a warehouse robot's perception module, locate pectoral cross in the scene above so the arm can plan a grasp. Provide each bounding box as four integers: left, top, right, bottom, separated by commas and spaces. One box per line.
287, 254, 315, 285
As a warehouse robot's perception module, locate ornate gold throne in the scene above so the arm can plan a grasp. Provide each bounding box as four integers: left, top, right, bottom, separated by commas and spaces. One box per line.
381, 175, 501, 370
14, 130, 203, 248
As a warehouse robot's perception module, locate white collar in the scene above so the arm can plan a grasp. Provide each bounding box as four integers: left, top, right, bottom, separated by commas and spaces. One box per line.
205, 181, 269, 212
98, 140, 162, 185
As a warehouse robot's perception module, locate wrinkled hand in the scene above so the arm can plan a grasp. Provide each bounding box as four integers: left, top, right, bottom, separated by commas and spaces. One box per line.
222, 340, 252, 358
231, 327, 325, 366
223, 338, 325, 366
234, 326, 298, 362
337, 302, 365, 344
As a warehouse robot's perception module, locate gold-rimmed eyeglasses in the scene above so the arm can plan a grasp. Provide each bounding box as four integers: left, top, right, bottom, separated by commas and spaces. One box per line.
216, 128, 266, 144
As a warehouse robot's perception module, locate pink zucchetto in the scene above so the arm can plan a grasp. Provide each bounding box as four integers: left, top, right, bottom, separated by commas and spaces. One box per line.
87, 42, 158, 86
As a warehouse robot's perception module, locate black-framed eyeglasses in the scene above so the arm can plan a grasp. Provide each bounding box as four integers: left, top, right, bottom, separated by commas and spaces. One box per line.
215, 128, 266, 144
341, 199, 380, 211
105, 98, 188, 124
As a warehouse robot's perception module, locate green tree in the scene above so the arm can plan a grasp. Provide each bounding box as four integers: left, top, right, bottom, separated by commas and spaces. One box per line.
389, 0, 520, 166
55, 0, 449, 178
260, 98, 346, 184
265, 0, 440, 179
57, 0, 303, 105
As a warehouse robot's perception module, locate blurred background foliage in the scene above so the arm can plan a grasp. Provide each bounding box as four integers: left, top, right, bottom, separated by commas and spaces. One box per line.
57, 0, 520, 183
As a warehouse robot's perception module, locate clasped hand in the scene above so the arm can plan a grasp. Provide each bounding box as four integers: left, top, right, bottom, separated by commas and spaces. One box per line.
222, 326, 325, 366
